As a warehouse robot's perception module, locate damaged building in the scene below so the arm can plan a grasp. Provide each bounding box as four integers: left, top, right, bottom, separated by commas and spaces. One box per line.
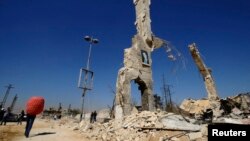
180, 43, 250, 121
115, 0, 164, 119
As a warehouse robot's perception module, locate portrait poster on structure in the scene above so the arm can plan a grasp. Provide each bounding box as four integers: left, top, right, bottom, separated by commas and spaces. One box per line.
141, 50, 150, 65
78, 68, 94, 90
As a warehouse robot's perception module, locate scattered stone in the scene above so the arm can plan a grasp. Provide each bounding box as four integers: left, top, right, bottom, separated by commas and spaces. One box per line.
180, 93, 250, 120
201, 137, 208, 141
171, 137, 180, 141
213, 118, 243, 124
158, 137, 164, 141
101, 134, 107, 141
188, 132, 202, 140
67, 94, 249, 141
201, 124, 208, 136
180, 99, 214, 116
160, 115, 201, 131
134, 137, 140, 141
76, 110, 203, 141
231, 107, 242, 115
72, 126, 79, 131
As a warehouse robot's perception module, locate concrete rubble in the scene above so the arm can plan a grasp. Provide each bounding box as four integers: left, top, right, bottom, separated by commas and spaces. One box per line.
222, 93, 250, 114
51, 93, 249, 141
179, 99, 222, 120
180, 93, 250, 124
76, 111, 207, 141
159, 114, 201, 131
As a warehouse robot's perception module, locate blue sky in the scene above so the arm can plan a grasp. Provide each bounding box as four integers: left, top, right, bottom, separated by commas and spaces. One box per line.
0, 0, 250, 112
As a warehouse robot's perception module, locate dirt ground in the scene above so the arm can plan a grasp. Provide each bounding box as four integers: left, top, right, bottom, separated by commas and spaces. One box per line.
0, 118, 89, 141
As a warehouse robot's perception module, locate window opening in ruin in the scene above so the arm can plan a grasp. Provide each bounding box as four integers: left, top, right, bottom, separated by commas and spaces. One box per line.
131, 80, 142, 111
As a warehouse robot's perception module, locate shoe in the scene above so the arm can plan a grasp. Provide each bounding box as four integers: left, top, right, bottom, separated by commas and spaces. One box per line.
25, 133, 29, 138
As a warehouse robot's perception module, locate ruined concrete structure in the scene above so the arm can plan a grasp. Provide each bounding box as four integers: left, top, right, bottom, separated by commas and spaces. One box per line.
115, 0, 164, 119
179, 44, 221, 119
189, 43, 219, 100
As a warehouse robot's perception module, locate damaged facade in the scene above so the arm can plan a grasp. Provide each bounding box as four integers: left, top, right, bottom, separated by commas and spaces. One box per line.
115, 0, 164, 119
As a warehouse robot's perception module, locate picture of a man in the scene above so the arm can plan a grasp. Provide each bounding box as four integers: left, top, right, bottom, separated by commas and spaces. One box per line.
141, 50, 149, 65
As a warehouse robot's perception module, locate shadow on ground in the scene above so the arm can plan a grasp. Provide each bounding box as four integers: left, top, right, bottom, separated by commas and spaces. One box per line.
31, 132, 56, 137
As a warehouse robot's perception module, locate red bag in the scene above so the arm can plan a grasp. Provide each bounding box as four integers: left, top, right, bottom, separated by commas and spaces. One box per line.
26, 96, 45, 115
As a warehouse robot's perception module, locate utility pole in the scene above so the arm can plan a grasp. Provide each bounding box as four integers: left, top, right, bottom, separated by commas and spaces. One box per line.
78, 36, 99, 121
68, 104, 71, 114
108, 85, 116, 118
167, 84, 172, 110
58, 102, 62, 112
162, 75, 168, 111
9, 94, 18, 112
161, 75, 173, 111
0, 84, 14, 108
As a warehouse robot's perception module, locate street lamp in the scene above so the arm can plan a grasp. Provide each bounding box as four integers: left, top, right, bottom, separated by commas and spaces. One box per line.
84, 36, 99, 70
78, 35, 99, 121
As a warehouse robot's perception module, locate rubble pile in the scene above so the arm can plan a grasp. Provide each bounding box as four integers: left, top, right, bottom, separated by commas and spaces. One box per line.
97, 108, 111, 122
180, 93, 250, 124
65, 93, 250, 141
179, 99, 221, 118
180, 99, 222, 120
220, 93, 250, 115
76, 111, 207, 141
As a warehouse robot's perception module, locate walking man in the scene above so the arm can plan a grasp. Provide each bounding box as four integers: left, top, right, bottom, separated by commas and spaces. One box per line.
25, 114, 36, 137
93, 111, 97, 122
24, 96, 45, 138
0, 107, 10, 125
17, 110, 25, 125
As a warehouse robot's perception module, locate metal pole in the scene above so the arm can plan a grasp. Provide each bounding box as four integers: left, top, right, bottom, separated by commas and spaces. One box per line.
167, 85, 172, 110
79, 36, 98, 121
86, 42, 92, 70
80, 89, 87, 121
9, 94, 18, 112
162, 75, 168, 111
80, 41, 91, 121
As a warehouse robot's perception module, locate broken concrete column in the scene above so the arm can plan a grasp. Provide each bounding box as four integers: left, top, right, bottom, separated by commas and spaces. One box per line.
134, 0, 152, 43
188, 43, 219, 100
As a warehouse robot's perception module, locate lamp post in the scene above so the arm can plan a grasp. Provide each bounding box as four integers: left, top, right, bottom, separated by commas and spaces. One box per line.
84, 36, 99, 70
78, 35, 99, 121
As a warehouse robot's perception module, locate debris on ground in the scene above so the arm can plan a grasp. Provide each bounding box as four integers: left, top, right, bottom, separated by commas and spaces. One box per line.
180, 93, 250, 124
75, 111, 207, 141
59, 93, 250, 141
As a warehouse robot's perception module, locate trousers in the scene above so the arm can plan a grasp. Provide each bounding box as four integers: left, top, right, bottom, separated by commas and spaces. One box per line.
25, 114, 36, 137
